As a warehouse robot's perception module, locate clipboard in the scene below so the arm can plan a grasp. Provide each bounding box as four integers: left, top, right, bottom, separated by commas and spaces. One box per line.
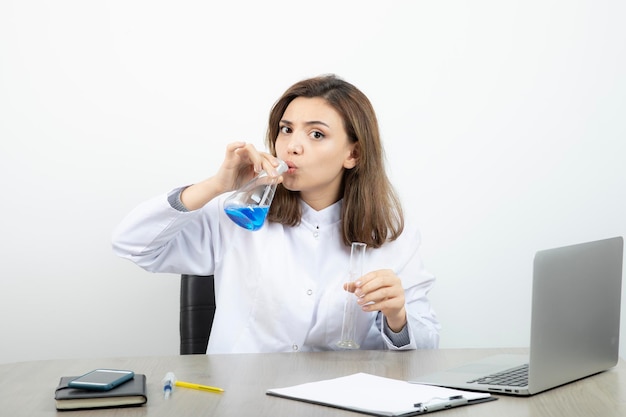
266, 373, 497, 416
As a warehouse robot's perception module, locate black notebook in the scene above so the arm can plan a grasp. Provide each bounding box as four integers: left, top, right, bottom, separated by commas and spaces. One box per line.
55, 374, 147, 411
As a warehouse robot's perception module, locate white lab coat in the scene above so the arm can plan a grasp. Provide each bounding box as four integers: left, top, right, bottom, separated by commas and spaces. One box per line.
112, 191, 440, 353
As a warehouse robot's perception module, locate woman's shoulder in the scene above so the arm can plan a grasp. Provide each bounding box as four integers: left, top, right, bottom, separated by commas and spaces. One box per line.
392, 210, 423, 244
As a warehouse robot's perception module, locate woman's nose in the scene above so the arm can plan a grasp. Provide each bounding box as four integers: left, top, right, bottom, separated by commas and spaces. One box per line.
287, 133, 303, 155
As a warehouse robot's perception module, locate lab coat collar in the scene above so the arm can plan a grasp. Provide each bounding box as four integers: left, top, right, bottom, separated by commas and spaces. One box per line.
300, 199, 342, 228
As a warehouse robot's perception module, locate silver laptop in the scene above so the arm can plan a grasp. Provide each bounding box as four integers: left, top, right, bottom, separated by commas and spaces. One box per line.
413, 236, 624, 396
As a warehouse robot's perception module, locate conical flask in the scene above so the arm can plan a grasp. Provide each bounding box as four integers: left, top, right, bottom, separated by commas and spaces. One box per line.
223, 159, 288, 231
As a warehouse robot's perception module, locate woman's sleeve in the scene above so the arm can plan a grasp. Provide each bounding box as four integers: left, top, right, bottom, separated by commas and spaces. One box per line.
111, 188, 222, 275
381, 225, 441, 350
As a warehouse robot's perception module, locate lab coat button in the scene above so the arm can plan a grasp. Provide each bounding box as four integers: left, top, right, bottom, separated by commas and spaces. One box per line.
307, 289, 313, 295
292, 344, 299, 351
313, 231, 319, 238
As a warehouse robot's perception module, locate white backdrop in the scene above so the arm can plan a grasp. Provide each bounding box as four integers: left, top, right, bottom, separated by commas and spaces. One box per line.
1, 0, 625, 364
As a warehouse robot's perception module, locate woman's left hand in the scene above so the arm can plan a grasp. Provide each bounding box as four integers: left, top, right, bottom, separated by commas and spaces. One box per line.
344, 269, 407, 332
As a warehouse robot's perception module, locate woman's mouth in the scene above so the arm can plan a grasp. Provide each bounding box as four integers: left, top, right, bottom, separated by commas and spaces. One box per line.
285, 161, 297, 174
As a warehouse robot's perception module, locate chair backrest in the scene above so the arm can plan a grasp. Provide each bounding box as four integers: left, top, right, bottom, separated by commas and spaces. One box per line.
179, 274, 216, 354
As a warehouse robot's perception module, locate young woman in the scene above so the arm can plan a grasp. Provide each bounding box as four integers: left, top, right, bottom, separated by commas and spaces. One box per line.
112, 74, 440, 353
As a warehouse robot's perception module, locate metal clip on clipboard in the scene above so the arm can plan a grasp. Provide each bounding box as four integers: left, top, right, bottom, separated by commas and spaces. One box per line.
414, 395, 468, 413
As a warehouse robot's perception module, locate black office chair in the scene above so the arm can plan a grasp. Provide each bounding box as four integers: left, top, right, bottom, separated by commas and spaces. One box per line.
179, 274, 216, 355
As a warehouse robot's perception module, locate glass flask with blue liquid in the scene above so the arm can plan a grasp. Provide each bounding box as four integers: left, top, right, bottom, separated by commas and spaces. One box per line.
223, 159, 288, 231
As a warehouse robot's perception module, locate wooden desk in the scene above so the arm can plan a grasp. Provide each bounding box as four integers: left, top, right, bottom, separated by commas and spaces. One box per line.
1, 349, 624, 416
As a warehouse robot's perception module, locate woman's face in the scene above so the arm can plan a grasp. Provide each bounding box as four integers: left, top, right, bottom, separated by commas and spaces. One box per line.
275, 96, 357, 211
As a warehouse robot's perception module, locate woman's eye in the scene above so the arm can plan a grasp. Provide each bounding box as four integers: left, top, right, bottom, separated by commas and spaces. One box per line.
311, 131, 325, 140
279, 126, 291, 134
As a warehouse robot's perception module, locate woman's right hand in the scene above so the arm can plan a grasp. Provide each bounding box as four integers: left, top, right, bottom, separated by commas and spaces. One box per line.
181, 142, 283, 211
214, 142, 283, 193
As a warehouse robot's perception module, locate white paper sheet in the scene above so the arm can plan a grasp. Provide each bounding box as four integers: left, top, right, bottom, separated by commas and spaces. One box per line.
267, 373, 492, 416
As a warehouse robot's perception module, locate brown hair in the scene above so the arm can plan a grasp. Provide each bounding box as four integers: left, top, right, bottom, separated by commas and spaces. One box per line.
265, 74, 403, 248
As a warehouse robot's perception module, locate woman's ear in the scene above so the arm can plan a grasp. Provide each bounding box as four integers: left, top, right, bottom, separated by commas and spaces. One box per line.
344, 143, 359, 169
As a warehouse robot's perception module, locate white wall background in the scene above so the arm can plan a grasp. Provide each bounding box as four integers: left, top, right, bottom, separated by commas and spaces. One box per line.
1, 0, 625, 364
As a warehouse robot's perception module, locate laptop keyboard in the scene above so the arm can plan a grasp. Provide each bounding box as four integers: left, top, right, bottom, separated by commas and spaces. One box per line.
467, 364, 529, 387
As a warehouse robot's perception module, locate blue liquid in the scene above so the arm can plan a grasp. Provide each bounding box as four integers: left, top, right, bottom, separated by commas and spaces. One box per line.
224, 205, 269, 231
